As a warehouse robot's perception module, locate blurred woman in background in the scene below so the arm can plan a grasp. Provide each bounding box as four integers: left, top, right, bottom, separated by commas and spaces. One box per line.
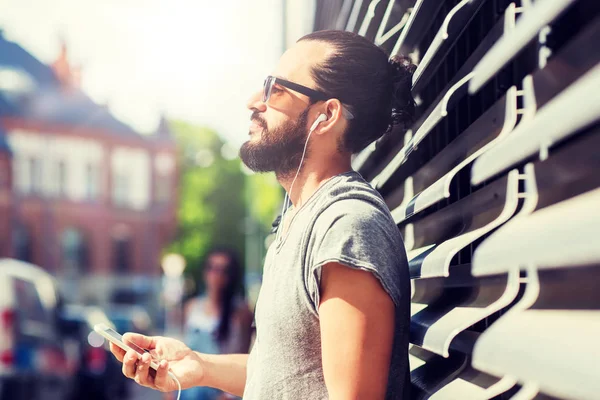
181, 247, 253, 400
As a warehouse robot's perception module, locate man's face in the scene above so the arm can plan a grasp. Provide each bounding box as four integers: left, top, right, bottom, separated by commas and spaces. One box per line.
239, 103, 310, 175
240, 41, 333, 176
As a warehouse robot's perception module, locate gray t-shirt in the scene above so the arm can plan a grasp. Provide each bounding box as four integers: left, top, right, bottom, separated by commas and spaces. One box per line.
244, 171, 410, 400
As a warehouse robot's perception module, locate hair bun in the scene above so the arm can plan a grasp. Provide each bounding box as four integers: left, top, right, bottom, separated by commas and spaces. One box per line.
388, 55, 416, 130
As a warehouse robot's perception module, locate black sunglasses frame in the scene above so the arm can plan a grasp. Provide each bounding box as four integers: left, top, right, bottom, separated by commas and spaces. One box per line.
263, 75, 329, 103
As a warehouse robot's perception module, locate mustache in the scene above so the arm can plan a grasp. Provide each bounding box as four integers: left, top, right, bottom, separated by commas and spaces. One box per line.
250, 112, 267, 128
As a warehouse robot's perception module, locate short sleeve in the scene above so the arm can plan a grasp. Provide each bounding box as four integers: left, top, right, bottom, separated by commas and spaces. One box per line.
305, 198, 407, 313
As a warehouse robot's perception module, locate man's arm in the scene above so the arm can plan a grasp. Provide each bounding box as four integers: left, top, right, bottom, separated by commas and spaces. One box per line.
111, 335, 249, 397
197, 353, 249, 397
319, 262, 395, 400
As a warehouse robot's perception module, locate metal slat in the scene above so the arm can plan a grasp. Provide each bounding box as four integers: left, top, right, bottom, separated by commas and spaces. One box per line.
346, 0, 366, 32
411, 267, 520, 357
472, 307, 600, 400
371, 72, 474, 189
390, 85, 520, 223
410, 344, 469, 397
473, 187, 600, 277
404, 169, 520, 279
530, 15, 600, 109
412, 0, 486, 94
471, 64, 600, 185
336, 0, 359, 30
469, 0, 578, 93
530, 127, 600, 211
391, 0, 446, 56
429, 367, 516, 400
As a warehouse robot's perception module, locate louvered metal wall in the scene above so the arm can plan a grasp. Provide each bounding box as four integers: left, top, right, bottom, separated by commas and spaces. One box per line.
313, 0, 600, 399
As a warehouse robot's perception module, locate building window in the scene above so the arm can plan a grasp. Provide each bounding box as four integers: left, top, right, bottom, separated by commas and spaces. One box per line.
61, 228, 89, 275
112, 237, 131, 273
29, 157, 41, 195
58, 160, 67, 197
155, 174, 171, 203
0, 158, 9, 190
85, 163, 99, 200
112, 171, 129, 207
154, 153, 174, 204
12, 225, 32, 262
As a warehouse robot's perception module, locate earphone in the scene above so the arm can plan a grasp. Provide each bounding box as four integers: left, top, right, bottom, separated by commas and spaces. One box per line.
276, 113, 328, 244
309, 113, 328, 133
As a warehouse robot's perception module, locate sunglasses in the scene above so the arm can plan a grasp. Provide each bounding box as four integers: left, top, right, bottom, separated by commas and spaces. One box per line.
262, 75, 354, 119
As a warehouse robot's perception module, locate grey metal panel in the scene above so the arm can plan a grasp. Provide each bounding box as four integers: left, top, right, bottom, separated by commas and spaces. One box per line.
313, 2, 600, 399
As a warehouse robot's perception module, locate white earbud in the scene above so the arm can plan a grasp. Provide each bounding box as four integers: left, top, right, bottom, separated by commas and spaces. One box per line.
309, 113, 328, 133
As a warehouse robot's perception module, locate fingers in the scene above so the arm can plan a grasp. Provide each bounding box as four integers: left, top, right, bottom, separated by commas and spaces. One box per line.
135, 352, 155, 387
109, 343, 126, 362
153, 359, 170, 390
122, 350, 139, 379
123, 332, 157, 350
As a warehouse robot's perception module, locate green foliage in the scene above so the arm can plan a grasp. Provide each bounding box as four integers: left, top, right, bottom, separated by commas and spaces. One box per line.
165, 120, 246, 282
246, 173, 283, 228
164, 119, 284, 292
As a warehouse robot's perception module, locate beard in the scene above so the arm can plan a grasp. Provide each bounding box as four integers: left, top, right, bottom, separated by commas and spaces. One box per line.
239, 108, 310, 177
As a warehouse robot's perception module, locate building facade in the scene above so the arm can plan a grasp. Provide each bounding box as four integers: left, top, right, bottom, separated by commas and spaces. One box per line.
0, 30, 178, 305
312, 0, 600, 399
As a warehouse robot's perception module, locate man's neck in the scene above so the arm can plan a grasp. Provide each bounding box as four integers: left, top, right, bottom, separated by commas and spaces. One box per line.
277, 159, 352, 209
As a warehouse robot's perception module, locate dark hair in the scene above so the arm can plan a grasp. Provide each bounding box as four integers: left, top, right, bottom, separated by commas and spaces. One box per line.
204, 247, 243, 344
298, 30, 416, 154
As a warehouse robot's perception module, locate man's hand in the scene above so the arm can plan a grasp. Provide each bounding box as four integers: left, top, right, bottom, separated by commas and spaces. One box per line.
109, 333, 204, 392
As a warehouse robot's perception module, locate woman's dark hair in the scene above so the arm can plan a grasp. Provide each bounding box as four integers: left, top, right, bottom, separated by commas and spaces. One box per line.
204, 247, 243, 344
298, 30, 416, 154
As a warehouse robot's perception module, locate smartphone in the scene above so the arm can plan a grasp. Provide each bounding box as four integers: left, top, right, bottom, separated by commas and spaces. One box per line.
94, 323, 161, 370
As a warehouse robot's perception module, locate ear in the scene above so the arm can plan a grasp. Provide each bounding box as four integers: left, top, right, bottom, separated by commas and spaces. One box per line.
313, 99, 346, 136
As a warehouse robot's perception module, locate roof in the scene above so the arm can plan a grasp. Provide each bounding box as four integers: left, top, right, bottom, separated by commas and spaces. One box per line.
153, 114, 173, 140
0, 30, 140, 137
0, 30, 57, 86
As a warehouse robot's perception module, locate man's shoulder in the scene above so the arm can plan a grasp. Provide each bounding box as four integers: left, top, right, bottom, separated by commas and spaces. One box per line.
318, 177, 391, 221
314, 171, 389, 215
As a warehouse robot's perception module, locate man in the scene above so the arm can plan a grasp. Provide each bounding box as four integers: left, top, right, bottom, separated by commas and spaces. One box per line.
111, 30, 414, 399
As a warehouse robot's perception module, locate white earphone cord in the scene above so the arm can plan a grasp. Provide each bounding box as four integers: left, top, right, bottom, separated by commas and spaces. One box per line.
174, 374, 182, 400
279, 114, 324, 238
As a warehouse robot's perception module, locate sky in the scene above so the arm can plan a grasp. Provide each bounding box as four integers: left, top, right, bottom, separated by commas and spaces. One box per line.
0, 0, 307, 147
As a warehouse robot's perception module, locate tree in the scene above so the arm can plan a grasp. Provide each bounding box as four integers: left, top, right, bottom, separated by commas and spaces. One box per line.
166, 120, 246, 290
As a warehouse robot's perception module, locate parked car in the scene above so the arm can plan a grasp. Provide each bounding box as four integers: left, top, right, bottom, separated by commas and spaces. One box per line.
0, 258, 74, 400
60, 304, 129, 400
